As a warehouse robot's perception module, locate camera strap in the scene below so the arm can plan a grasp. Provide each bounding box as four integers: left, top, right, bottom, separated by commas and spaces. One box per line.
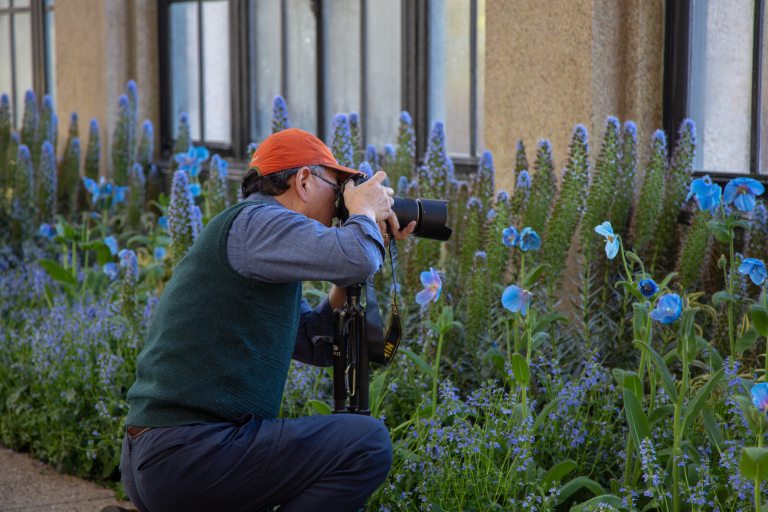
364, 237, 402, 366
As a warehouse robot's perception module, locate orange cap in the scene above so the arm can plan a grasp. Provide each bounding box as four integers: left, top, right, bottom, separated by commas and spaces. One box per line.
249, 128, 365, 178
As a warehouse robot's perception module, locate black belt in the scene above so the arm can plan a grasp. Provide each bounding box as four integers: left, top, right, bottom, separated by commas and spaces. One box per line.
126, 425, 151, 439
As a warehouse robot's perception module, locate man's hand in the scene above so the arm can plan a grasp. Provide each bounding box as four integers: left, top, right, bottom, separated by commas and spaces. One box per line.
343, 171, 395, 223
379, 214, 416, 245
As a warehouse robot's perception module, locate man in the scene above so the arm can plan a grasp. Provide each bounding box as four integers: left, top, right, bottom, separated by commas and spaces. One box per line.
117, 128, 415, 512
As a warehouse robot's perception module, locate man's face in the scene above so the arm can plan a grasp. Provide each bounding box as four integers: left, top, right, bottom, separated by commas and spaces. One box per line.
307, 166, 342, 227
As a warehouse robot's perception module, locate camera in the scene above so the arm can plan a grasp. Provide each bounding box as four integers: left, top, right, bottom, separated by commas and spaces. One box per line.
337, 175, 453, 241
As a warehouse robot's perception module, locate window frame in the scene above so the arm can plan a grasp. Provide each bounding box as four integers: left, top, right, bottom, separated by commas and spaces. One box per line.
0, 0, 54, 127
158, 0, 483, 174
664, 0, 766, 179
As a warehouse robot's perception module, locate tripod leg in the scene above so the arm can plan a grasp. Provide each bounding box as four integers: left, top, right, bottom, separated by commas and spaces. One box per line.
357, 308, 370, 415
332, 310, 347, 413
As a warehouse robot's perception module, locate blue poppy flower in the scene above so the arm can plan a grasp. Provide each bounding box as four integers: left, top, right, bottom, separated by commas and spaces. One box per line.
502, 226, 518, 247
103, 262, 118, 281
639, 278, 659, 298
687, 175, 722, 211
215, 156, 228, 178
114, 186, 128, 204
724, 177, 765, 212
154, 246, 167, 261
594, 221, 619, 259
104, 236, 118, 255
38, 223, 56, 239
158, 216, 169, 230
83, 177, 99, 204
174, 144, 210, 177
752, 383, 768, 417
515, 227, 541, 252
650, 293, 683, 324
501, 285, 532, 317
415, 268, 442, 306
738, 257, 768, 286
189, 183, 202, 197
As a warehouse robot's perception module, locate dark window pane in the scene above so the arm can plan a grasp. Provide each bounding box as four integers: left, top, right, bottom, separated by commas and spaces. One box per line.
249, 0, 281, 143
201, 0, 230, 144
323, 0, 360, 141
689, 0, 754, 173
285, 0, 316, 133
170, 1, 201, 141
365, 0, 400, 148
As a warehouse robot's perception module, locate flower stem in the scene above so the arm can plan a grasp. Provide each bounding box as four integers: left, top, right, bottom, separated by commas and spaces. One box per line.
729, 232, 736, 358
431, 330, 445, 417
757, 424, 763, 512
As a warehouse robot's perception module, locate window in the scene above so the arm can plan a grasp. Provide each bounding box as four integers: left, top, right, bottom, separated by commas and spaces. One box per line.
0, 0, 55, 127
665, 0, 766, 175
159, 0, 485, 170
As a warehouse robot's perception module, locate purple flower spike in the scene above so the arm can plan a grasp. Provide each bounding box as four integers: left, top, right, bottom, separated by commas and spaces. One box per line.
415, 268, 442, 306
650, 293, 683, 324
724, 177, 764, 212
501, 285, 532, 317
738, 257, 767, 286
502, 226, 518, 247
752, 383, 768, 417
594, 221, 619, 260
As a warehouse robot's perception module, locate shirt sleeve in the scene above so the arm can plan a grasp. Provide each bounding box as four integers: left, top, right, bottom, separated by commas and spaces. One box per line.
227, 202, 385, 287
292, 298, 334, 367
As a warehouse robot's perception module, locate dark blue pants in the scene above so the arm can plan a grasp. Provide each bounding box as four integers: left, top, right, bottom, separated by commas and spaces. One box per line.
119, 413, 393, 512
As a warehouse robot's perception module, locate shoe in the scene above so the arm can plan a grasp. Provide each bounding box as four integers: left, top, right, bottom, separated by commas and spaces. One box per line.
100, 507, 138, 512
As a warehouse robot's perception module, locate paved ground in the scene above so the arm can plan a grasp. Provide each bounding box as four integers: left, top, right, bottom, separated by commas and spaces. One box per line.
0, 446, 134, 512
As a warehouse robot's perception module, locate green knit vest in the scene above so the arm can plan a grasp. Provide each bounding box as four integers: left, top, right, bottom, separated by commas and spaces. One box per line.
126, 200, 301, 427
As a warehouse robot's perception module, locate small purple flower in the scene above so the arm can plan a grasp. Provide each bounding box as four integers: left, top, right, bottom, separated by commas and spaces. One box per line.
103, 262, 118, 280
687, 175, 722, 211
415, 268, 442, 306
751, 383, 768, 417
639, 278, 658, 298
650, 293, 683, 324
515, 227, 541, 252
118, 248, 139, 277
724, 177, 764, 212
738, 257, 767, 286
516, 170, 531, 189
502, 226, 518, 247
502, 285, 532, 317
104, 236, 118, 256
594, 221, 619, 260
38, 223, 56, 239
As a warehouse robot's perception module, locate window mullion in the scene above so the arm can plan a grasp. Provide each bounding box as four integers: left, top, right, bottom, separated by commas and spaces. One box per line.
751, 0, 764, 175
469, 0, 477, 158
197, 0, 205, 142
315, 0, 325, 140
360, 0, 367, 146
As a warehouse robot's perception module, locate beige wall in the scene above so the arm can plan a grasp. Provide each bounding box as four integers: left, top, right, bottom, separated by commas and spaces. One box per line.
55, 0, 159, 177
485, 0, 664, 193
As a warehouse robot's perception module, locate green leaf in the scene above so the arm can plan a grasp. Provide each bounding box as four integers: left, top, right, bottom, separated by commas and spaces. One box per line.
648, 405, 675, 424
127, 234, 151, 246
736, 327, 760, 354
735, 395, 763, 435
658, 272, 677, 292
712, 291, 735, 308
555, 476, 606, 506
681, 367, 723, 435
702, 405, 723, 452
740, 447, 768, 481
522, 263, 546, 288
400, 347, 436, 379
542, 459, 577, 490
632, 303, 650, 342
534, 396, 565, 431
306, 399, 331, 415
369, 369, 389, 418
569, 495, 625, 512
698, 336, 723, 371
735, 219, 752, 230
751, 305, 768, 338
634, 340, 678, 402
625, 250, 643, 267
623, 389, 650, 448
531, 331, 549, 351
614, 369, 644, 399
39, 259, 77, 287
510, 353, 530, 387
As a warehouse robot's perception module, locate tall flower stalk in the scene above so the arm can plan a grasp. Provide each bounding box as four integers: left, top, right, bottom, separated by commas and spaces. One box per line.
38, 141, 57, 223
633, 130, 668, 260
522, 139, 556, 237
330, 114, 354, 169
168, 170, 199, 266
272, 95, 290, 133
84, 118, 100, 181
111, 95, 131, 185
393, 111, 416, 185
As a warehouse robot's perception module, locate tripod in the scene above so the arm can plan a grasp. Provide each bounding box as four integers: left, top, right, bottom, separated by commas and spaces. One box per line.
332, 284, 371, 415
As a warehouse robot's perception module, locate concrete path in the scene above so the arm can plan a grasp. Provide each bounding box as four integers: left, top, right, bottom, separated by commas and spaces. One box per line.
0, 446, 134, 512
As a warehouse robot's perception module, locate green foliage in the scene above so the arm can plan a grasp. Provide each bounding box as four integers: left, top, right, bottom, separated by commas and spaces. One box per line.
466, 251, 492, 345
0, 94, 11, 211
330, 114, 354, 169
84, 118, 100, 181
653, 119, 695, 273
127, 163, 146, 230
543, 125, 589, 281
34, 95, 56, 170
522, 139, 556, 237
676, 210, 711, 290
610, 121, 637, 237
136, 120, 154, 169
12, 145, 35, 236
459, 198, 485, 285
126, 80, 139, 169
632, 130, 667, 259
486, 191, 513, 283
392, 112, 416, 185
168, 170, 197, 266
20, 90, 38, 150
424, 121, 452, 198
37, 141, 57, 223
515, 139, 529, 175
172, 113, 191, 157
472, 150, 495, 213
580, 117, 620, 261
111, 95, 131, 185
348, 112, 363, 167
58, 137, 81, 217
271, 95, 290, 134
206, 154, 229, 217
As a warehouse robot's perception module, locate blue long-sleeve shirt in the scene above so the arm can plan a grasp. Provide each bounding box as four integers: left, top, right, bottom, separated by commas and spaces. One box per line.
226, 193, 385, 367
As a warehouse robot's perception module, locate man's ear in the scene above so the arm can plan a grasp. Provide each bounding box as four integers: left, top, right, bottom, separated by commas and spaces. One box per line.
294, 166, 312, 202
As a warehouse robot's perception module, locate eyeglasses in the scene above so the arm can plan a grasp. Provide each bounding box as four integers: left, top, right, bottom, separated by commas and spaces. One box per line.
311, 172, 341, 193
